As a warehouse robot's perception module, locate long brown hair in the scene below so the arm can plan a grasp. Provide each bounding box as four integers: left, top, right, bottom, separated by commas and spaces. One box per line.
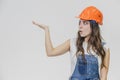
76, 20, 106, 68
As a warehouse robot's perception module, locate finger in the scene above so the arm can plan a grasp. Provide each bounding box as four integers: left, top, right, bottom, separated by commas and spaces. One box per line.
32, 21, 36, 24
32, 21, 39, 26
32, 21, 46, 29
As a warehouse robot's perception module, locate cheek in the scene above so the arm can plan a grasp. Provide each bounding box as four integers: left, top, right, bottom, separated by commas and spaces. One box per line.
85, 27, 91, 34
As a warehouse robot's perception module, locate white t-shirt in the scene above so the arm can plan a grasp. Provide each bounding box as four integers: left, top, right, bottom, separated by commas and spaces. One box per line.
69, 37, 109, 77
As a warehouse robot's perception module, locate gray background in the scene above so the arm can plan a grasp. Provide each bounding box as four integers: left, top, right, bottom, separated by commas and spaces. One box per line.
0, 0, 119, 80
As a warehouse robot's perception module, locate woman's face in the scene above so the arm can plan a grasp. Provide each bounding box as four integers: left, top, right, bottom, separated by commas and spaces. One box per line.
79, 20, 92, 37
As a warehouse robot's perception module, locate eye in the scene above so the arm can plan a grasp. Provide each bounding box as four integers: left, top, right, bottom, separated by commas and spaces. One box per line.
83, 21, 89, 25
79, 20, 81, 25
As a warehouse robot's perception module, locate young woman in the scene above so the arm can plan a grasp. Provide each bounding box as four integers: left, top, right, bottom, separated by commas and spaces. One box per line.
32, 6, 110, 80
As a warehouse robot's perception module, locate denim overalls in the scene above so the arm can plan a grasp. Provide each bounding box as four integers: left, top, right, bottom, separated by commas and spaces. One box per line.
69, 54, 100, 80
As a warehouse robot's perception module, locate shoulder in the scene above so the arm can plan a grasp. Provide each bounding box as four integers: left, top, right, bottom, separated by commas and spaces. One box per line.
70, 37, 77, 42
69, 37, 77, 45
69, 37, 77, 51
102, 40, 110, 55
102, 41, 109, 49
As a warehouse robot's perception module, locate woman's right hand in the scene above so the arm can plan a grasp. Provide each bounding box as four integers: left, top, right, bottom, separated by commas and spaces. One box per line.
32, 21, 49, 31
32, 20, 70, 57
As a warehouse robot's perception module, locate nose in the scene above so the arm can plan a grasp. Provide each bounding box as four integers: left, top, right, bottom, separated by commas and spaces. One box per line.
79, 23, 83, 29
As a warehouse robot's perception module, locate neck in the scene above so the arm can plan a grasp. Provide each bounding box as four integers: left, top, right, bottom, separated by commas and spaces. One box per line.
84, 36, 90, 43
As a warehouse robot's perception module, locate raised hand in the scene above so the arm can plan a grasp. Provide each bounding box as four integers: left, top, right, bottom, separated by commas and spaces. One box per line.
32, 21, 49, 31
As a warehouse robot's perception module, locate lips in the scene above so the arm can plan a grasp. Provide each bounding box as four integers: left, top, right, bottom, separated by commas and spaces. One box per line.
79, 30, 83, 33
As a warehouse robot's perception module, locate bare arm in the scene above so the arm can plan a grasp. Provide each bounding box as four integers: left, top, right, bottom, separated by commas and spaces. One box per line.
32, 21, 70, 57
100, 48, 110, 80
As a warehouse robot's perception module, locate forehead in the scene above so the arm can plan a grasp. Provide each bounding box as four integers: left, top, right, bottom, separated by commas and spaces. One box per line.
79, 19, 89, 22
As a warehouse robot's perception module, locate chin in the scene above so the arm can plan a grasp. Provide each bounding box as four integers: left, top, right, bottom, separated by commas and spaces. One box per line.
79, 33, 87, 37
80, 35, 86, 37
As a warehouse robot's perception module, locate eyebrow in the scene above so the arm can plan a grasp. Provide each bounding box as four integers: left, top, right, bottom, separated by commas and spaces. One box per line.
79, 20, 81, 25
79, 20, 89, 25
83, 20, 89, 23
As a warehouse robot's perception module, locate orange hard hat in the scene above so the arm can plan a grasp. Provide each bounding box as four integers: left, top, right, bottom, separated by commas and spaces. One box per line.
76, 6, 103, 25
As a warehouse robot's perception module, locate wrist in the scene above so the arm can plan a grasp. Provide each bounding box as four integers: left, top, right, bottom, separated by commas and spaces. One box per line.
100, 77, 107, 80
